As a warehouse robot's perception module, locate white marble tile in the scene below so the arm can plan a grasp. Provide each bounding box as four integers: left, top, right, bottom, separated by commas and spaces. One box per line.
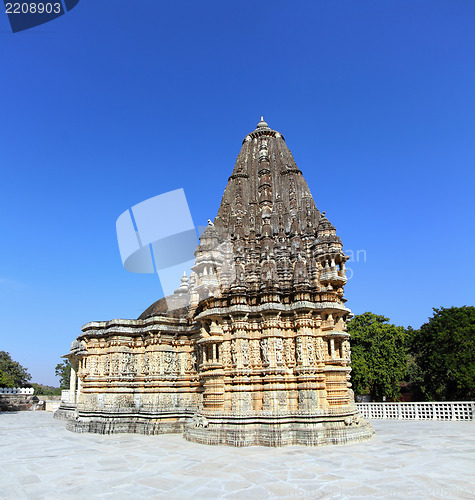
0, 413, 474, 499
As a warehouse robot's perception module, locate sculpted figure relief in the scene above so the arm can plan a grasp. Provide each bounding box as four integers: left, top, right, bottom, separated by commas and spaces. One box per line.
342, 340, 351, 361
128, 353, 135, 375
164, 352, 177, 374
112, 354, 119, 375
284, 338, 295, 366
151, 352, 160, 374
241, 339, 249, 366
250, 339, 261, 365
275, 338, 284, 365
277, 391, 286, 405
88, 356, 97, 376
120, 353, 129, 375
231, 341, 238, 366
260, 338, 270, 364
186, 351, 196, 372
315, 337, 325, 361
98, 355, 105, 376
242, 392, 252, 412
307, 338, 316, 365
221, 341, 232, 367
296, 337, 304, 364
143, 352, 150, 375
262, 392, 271, 409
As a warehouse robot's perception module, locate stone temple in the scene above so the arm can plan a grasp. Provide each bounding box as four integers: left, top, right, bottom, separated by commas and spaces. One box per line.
57, 118, 374, 446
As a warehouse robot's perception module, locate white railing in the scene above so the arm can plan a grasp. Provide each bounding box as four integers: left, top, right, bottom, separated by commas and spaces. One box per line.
0, 387, 34, 395
357, 402, 475, 421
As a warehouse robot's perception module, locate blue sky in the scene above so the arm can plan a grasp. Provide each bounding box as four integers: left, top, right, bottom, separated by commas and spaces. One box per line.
1, 1, 474, 386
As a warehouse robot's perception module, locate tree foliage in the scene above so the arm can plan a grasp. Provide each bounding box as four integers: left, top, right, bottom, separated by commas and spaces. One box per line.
348, 312, 407, 401
410, 306, 475, 401
30, 383, 61, 396
55, 359, 71, 389
0, 351, 31, 387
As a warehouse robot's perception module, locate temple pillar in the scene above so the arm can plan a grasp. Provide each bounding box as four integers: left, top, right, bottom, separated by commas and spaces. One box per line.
77, 374, 82, 403
69, 359, 77, 404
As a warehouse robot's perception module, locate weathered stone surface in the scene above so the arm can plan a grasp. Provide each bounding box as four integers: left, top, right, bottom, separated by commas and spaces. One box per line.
0, 394, 43, 411
58, 118, 374, 446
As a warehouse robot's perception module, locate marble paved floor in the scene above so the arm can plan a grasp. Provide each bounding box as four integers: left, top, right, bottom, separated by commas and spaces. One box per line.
0, 412, 474, 499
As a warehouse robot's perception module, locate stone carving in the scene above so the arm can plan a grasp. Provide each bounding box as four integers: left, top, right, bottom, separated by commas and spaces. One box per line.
143, 353, 150, 375
149, 352, 159, 374
164, 352, 177, 375
116, 394, 133, 408
275, 338, 284, 365
97, 355, 105, 376
315, 337, 325, 361
177, 352, 183, 374
307, 338, 316, 365
192, 415, 209, 428
243, 392, 252, 412
296, 337, 304, 365
250, 339, 261, 366
221, 342, 232, 367
231, 341, 238, 366
277, 391, 287, 406
262, 392, 271, 409
112, 355, 119, 375
120, 353, 134, 375
348, 388, 355, 404
260, 339, 270, 364
342, 340, 351, 361
186, 351, 197, 373
88, 356, 98, 376
284, 338, 295, 366
241, 340, 249, 366
160, 393, 173, 407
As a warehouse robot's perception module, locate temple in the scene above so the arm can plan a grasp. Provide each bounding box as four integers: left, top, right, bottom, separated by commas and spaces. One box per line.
56, 118, 374, 446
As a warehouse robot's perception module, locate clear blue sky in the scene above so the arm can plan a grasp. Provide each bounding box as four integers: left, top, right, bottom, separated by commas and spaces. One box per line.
1, 1, 474, 386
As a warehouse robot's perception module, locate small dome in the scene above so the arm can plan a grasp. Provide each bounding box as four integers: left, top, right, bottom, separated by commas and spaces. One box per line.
257, 116, 269, 128
138, 296, 190, 320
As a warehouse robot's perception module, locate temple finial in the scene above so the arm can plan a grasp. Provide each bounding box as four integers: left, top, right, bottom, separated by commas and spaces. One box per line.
257, 116, 268, 129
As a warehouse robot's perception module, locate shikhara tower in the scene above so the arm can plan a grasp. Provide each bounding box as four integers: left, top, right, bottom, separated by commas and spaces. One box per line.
57, 118, 374, 446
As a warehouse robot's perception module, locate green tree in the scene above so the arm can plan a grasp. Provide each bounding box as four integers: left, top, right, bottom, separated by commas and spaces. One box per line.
55, 359, 71, 389
410, 306, 475, 401
0, 370, 15, 387
30, 383, 61, 396
0, 351, 31, 387
348, 312, 407, 401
